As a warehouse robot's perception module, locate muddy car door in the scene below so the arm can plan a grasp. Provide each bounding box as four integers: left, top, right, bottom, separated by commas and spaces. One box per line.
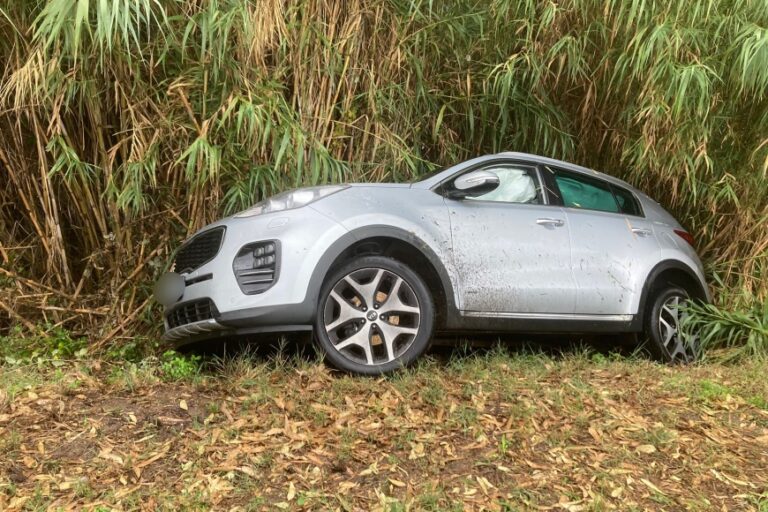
444, 162, 576, 314
542, 166, 661, 316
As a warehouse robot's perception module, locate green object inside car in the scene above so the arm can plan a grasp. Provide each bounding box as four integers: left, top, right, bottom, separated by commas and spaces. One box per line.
555, 176, 618, 213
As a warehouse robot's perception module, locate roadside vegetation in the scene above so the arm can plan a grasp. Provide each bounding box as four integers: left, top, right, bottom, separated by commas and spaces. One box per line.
0, 0, 766, 355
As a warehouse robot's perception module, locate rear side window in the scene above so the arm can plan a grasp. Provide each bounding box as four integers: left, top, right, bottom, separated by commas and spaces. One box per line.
544, 167, 644, 217
554, 173, 619, 213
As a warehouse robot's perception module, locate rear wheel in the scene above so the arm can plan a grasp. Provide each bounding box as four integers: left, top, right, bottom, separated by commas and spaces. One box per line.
314, 256, 435, 375
644, 286, 700, 363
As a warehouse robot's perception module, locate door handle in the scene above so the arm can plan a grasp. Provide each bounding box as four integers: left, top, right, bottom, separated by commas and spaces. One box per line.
536, 218, 564, 227
631, 227, 652, 236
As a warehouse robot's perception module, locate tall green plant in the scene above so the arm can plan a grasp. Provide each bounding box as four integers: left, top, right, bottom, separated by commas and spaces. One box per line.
684, 302, 768, 362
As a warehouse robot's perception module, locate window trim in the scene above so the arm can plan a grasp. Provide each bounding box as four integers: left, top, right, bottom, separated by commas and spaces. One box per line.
541, 165, 645, 218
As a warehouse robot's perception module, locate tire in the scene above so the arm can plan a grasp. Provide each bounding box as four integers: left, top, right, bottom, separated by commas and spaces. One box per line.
644, 285, 700, 363
313, 255, 435, 375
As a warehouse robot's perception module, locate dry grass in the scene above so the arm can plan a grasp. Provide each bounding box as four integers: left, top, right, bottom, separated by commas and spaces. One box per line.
1, 350, 766, 510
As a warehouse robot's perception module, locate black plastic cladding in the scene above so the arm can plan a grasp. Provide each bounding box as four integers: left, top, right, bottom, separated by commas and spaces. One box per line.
166, 299, 217, 329
233, 240, 280, 295
174, 227, 226, 273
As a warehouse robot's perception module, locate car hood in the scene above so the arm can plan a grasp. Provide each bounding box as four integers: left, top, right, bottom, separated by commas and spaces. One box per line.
179, 183, 414, 240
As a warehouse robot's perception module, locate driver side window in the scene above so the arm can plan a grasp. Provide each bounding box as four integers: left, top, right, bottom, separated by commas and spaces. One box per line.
467, 166, 540, 204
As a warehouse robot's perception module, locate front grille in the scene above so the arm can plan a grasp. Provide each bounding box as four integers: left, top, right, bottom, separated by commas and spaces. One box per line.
166, 299, 217, 329
174, 227, 225, 273
233, 240, 279, 295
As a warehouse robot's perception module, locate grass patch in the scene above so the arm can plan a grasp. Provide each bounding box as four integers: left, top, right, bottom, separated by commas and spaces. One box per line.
159, 351, 202, 382
0, 326, 88, 364
0, 349, 766, 510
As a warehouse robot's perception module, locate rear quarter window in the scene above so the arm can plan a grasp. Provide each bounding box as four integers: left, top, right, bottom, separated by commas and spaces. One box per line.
611, 185, 643, 216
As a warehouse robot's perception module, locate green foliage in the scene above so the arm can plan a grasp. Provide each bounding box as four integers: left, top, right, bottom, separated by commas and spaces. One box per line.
747, 395, 768, 410
696, 380, 733, 401
684, 301, 768, 361
104, 336, 161, 362
0, 0, 766, 350
0, 326, 88, 365
160, 350, 201, 381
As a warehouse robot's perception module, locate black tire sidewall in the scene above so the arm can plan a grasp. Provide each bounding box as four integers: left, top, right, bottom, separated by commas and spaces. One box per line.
313, 255, 435, 375
644, 285, 691, 363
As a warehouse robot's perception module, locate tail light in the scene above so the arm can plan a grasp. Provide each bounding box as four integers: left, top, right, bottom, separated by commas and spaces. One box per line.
674, 229, 695, 247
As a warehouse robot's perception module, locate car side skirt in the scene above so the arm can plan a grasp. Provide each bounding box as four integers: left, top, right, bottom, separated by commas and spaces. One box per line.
447, 311, 638, 333
167, 308, 638, 348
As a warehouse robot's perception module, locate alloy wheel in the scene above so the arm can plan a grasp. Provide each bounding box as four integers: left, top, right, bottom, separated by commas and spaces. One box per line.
657, 294, 699, 362
322, 267, 421, 366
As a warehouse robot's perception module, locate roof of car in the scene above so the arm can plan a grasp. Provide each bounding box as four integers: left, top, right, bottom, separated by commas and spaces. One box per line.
413, 152, 637, 192
499, 152, 632, 185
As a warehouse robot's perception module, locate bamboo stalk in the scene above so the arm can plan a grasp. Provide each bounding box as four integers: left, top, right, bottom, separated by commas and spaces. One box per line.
0, 298, 36, 331
0, 0, 765, 343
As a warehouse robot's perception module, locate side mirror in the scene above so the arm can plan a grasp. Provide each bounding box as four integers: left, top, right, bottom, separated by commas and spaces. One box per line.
447, 170, 500, 199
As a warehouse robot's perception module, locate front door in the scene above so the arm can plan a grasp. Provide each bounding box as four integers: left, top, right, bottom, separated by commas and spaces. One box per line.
446, 162, 576, 314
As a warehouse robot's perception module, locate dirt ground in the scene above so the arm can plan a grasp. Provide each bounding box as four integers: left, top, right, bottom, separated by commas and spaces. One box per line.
0, 350, 767, 511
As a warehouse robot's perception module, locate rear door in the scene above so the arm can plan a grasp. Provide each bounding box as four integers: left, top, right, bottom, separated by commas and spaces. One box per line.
541, 166, 660, 315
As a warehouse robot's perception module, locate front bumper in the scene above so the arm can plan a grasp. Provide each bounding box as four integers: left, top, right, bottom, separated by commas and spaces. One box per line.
156, 207, 349, 344
164, 318, 224, 343
163, 317, 314, 347
161, 299, 317, 345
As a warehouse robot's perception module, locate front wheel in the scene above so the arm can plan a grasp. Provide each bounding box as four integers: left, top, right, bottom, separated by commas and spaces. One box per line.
314, 255, 435, 375
644, 286, 700, 363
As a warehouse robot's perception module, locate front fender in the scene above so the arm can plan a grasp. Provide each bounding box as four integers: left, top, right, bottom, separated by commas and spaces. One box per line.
302, 222, 460, 317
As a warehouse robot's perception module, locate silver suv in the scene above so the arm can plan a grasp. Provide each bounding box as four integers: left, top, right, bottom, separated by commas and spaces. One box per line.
155, 152, 709, 374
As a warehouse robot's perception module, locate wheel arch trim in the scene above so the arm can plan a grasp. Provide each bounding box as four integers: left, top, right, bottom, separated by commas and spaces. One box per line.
305, 225, 459, 321
633, 259, 709, 329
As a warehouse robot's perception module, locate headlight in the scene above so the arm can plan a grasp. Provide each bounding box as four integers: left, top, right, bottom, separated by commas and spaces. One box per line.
234, 185, 348, 218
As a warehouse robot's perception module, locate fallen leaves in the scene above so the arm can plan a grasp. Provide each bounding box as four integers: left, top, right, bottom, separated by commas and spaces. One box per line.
98, 448, 124, 465
640, 477, 665, 495
635, 444, 657, 454
711, 469, 758, 489
0, 358, 766, 511
286, 480, 296, 500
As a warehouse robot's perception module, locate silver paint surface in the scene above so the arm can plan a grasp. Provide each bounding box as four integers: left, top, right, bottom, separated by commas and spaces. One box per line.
156, 152, 709, 340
